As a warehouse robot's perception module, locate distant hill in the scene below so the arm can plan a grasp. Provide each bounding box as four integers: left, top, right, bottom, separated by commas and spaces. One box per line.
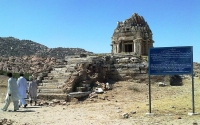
0, 37, 93, 59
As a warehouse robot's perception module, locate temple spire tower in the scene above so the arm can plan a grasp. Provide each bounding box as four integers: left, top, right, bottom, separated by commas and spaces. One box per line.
111, 13, 154, 56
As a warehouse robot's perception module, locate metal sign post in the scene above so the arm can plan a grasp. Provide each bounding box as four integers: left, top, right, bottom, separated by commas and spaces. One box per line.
148, 74, 151, 113
192, 73, 195, 113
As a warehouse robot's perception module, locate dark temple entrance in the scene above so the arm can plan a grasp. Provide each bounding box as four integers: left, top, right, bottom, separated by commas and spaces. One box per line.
125, 44, 133, 52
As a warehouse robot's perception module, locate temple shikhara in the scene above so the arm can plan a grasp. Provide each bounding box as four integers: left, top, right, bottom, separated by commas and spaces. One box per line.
111, 13, 154, 56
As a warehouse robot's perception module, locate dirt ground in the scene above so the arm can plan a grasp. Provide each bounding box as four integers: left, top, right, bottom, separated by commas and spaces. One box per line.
0, 75, 200, 125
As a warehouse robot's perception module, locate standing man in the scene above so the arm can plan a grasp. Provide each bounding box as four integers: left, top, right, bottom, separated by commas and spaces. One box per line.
1, 72, 21, 111
17, 72, 28, 108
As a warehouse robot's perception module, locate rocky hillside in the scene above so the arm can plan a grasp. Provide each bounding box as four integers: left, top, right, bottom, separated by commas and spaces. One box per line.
194, 62, 200, 77
0, 37, 93, 59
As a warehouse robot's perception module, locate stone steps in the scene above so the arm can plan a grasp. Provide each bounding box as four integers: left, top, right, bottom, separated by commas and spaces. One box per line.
47, 73, 67, 77
50, 70, 67, 74
38, 64, 70, 101
38, 88, 63, 93
38, 85, 60, 89
37, 93, 68, 101
42, 79, 59, 83
52, 77, 68, 80
53, 72, 72, 76
43, 75, 71, 80
40, 82, 64, 86
42, 78, 67, 82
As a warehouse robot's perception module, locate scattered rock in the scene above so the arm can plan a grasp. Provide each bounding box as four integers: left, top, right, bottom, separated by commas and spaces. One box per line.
175, 116, 182, 119
116, 110, 121, 113
61, 102, 67, 105
95, 88, 104, 94
156, 82, 167, 87
89, 99, 94, 101
0, 118, 14, 125
130, 111, 136, 114
89, 92, 98, 98
171, 106, 175, 108
52, 99, 60, 103
48, 102, 55, 106
122, 113, 129, 119
193, 122, 198, 125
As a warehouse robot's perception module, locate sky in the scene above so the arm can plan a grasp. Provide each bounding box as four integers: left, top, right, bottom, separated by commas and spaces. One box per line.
0, 0, 200, 62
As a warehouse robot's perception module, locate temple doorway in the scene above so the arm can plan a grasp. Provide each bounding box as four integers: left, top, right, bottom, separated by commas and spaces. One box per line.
125, 44, 133, 52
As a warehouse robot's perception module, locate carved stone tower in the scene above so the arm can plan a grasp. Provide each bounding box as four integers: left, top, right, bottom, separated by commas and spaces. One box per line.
111, 13, 154, 56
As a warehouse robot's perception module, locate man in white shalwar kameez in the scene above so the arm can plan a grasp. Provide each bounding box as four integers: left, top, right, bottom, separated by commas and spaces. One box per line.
17, 72, 28, 108
28, 76, 38, 106
1, 72, 21, 111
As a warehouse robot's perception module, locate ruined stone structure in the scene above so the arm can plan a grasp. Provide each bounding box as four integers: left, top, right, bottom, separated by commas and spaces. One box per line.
37, 54, 149, 100
111, 13, 154, 56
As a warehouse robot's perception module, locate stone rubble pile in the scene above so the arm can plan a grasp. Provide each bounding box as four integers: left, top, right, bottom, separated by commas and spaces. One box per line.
37, 54, 150, 100
37, 54, 186, 100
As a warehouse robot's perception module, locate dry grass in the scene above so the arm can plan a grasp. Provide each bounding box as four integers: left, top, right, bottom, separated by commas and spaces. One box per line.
122, 77, 200, 118
89, 78, 200, 117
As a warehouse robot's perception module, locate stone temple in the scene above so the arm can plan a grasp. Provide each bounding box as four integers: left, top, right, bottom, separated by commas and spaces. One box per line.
111, 13, 154, 56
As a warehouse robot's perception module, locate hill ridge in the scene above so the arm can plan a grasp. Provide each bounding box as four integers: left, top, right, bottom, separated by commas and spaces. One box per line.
0, 36, 93, 59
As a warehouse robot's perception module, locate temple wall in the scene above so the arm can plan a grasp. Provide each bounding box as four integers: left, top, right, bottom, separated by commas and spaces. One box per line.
64, 54, 148, 82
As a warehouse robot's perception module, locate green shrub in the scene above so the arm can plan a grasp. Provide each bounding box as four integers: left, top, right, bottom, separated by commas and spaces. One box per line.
0, 70, 32, 80
0, 70, 6, 75
12, 72, 32, 81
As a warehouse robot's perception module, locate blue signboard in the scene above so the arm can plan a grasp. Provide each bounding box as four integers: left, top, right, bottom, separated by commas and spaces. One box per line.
148, 46, 193, 75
